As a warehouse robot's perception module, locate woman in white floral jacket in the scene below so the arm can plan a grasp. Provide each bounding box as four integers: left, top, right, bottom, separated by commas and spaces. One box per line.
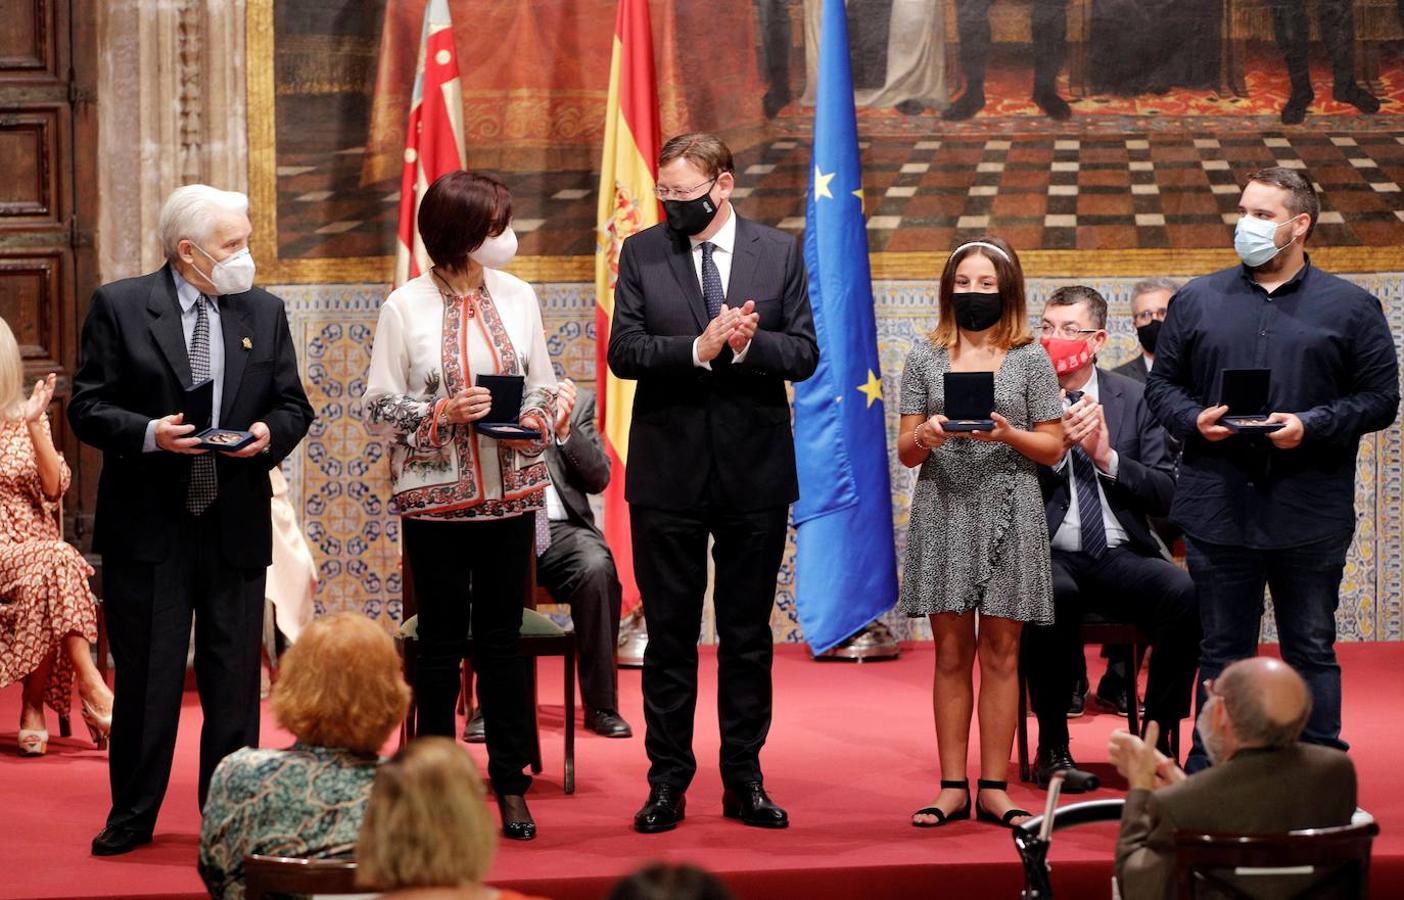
364, 171, 555, 841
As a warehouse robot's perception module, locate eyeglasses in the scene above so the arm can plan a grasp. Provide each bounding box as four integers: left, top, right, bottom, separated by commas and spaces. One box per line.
1038, 323, 1099, 340
1132, 308, 1169, 326
654, 176, 718, 202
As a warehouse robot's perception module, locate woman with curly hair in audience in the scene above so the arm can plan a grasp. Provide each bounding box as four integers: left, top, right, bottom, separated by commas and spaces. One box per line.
198, 611, 409, 899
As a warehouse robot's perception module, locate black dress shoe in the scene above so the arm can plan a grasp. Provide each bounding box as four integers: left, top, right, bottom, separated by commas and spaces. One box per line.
634, 784, 686, 834
1034, 745, 1100, 793
464, 709, 485, 744
584, 708, 633, 738
1281, 90, 1313, 125
722, 782, 789, 829
942, 88, 986, 121
1033, 89, 1072, 120
1334, 84, 1380, 115
496, 794, 536, 841
1067, 676, 1088, 718
91, 825, 152, 856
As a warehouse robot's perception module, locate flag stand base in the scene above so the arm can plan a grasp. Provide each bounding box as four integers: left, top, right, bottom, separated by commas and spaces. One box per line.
813, 621, 900, 662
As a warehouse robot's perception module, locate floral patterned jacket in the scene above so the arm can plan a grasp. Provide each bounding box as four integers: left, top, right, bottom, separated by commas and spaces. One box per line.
364, 268, 557, 519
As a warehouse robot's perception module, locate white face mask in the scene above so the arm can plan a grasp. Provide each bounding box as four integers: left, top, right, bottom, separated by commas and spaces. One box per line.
469, 226, 518, 270
192, 243, 256, 295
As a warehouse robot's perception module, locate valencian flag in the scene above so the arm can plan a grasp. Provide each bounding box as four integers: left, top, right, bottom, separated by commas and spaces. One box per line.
792, 0, 899, 653
394, 0, 465, 287
595, 0, 661, 615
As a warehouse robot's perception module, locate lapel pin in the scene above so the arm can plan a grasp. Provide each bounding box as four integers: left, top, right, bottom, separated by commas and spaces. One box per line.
241, 337, 252, 350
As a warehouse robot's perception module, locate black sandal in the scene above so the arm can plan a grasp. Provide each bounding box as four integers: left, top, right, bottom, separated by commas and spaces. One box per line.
911, 779, 971, 828
975, 779, 1031, 828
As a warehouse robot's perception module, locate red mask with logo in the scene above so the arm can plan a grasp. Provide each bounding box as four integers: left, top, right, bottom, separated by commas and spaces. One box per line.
1041, 336, 1094, 376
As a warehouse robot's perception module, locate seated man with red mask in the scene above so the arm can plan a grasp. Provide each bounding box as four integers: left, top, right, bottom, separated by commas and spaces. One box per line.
1021, 285, 1200, 792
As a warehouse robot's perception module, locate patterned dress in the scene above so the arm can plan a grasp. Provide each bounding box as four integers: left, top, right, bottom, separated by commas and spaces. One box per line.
198, 742, 381, 900
0, 417, 97, 712
898, 340, 1063, 624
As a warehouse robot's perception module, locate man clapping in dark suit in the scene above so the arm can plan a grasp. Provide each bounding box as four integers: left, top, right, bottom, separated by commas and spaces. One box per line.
71, 185, 314, 856
1023, 286, 1198, 792
608, 132, 818, 833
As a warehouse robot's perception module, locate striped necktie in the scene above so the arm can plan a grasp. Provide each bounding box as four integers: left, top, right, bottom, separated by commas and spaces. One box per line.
1064, 390, 1106, 558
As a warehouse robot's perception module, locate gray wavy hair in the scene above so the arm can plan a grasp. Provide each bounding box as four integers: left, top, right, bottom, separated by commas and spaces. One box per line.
157, 184, 249, 261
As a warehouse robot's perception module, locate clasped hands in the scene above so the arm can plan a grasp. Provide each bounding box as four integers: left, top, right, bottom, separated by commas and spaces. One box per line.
1107, 722, 1186, 792
1197, 405, 1303, 450
696, 300, 759, 363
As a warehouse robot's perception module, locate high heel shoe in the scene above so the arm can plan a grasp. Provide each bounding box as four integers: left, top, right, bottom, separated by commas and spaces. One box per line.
496, 794, 537, 841
17, 728, 49, 757
975, 779, 1031, 828
911, 779, 971, 828
81, 700, 112, 750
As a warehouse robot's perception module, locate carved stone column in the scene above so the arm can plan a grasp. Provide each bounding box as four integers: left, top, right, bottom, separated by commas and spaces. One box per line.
96, 0, 249, 282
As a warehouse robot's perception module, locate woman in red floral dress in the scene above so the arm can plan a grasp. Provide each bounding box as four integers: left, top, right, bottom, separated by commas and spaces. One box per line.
0, 318, 113, 755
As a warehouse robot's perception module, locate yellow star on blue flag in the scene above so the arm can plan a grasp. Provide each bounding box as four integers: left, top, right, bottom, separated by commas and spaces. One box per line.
857, 370, 882, 408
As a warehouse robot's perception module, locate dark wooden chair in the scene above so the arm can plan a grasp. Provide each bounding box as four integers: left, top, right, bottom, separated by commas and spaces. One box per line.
1017, 613, 1180, 782
1171, 821, 1379, 899
243, 854, 359, 900
397, 557, 576, 794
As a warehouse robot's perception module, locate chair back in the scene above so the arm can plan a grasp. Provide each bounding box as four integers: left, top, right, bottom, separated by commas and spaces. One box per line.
1171, 821, 1379, 899
244, 854, 360, 900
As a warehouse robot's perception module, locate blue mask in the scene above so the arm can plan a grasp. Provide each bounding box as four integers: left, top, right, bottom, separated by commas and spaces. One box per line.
1234, 215, 1298, 268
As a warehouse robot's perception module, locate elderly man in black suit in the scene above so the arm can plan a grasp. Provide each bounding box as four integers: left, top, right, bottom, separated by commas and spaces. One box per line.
608, 132, 818, 833
71, 184, 314, 856
1022, 285, 1198, 793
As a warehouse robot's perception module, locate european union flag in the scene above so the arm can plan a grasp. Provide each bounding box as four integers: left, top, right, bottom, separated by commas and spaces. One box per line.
792, 0, 899, 654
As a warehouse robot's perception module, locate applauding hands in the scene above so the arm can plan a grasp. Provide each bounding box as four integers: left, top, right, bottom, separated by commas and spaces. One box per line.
697, 300, 759, 363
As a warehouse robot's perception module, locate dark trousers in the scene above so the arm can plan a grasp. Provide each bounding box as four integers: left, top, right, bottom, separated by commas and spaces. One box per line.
402, 515, 534, 796
537, 519, 622, 712
1270, 0, 1357, 94
1024, 547, 1199, 753
102, 512, 264, 833
1183, 533, 1352, 769
630, 500, 788, 791
955, 0, 1068, 92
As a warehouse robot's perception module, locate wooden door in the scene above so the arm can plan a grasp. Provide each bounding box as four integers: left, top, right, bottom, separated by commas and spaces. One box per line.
0, 0, 99, 545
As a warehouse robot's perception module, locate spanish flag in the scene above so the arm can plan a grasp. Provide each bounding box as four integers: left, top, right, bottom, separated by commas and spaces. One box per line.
394, 0, 465, 287
595, 0, 661, 615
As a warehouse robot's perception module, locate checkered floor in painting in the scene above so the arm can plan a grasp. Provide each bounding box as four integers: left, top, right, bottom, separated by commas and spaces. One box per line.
275, 131, 1404, 258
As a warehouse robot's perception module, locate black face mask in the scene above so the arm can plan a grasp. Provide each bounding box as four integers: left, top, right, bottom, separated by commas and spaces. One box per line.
662, 179, 720, 236
951, 291, 1003, 332
1137, 320, 1162, 355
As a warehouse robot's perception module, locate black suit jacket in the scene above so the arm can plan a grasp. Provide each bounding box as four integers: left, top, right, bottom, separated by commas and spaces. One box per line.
547, 388, 609, 532
69, 265, 315, 568
1112, 354, 1149, 384
1039, 368, 1175, 558
607, 215, 818, 511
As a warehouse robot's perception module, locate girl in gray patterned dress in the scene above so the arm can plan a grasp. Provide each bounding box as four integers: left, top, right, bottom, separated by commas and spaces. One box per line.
897, 238, 1064, 830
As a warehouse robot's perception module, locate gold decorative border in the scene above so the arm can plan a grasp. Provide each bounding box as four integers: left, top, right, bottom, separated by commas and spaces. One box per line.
246, 0, 1404, 286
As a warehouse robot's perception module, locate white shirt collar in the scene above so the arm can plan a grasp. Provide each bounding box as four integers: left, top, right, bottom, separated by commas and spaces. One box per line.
1066, 367, 1100, 404
689, 204, 737, 255
171, 268, 215, 313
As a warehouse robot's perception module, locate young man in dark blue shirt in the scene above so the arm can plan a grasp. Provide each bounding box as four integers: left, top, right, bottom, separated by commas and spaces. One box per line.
1145, 166, 1399, 772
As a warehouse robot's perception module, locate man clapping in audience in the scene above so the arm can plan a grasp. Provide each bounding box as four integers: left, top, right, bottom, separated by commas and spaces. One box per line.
1111, 657, 1357, 900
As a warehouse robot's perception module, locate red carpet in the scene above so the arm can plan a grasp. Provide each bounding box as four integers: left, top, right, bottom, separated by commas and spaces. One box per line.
2, 643, 1401, 900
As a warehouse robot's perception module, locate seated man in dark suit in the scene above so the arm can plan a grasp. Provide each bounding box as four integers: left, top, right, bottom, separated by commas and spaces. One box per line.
538, 378, 631, 738
466, 378, 632, 741
1111, 657, 1358, 900
1113, 278, 1180, 386
1024, 285, 1199, 791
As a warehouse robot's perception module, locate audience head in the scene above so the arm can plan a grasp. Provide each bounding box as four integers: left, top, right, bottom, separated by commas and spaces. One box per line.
1198, 657, 1312, 764
656, 132, 735, 239
1039, 285, 1108, 382
933, 236, 1030, 350
356, 737, 498, 891
1236, 167, 1317, 268
418, 170, 515, 273
271, 612, 409, 755
0, 317, 22, 421
158, 184, 254, 296
1129, 278, 1180, 358
607, 863, 735, 900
